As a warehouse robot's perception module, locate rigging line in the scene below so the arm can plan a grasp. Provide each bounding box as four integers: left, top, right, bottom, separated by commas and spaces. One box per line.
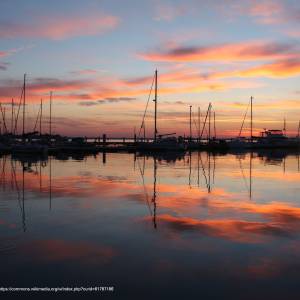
200, 103, 211, 139
192, 114, 199, 133
238, 99, 251, 138
138, 74, 155, 138
33, 104, 41, 132
11, 98, 15, 134
193, 117, 207, 139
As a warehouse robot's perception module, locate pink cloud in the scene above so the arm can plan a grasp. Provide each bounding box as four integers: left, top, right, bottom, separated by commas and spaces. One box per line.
0, 51, 8, 58
0, 46, 26, 57
154, 2, 188, 21
0, 13, 119, 40
246, 0, 284, 24
218, 0, 300, 25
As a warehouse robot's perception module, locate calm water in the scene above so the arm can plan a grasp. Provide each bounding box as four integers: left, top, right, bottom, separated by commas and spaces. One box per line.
0, 151, 300, 299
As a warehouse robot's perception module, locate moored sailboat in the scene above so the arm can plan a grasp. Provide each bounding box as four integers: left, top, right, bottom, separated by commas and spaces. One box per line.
136, 70, 186, 152
10, 74, 48, 154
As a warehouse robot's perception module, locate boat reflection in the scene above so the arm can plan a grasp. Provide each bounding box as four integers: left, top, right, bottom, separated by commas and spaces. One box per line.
0, 149, 299, 234
0, 154, 53, 232
0, 150, 300, 298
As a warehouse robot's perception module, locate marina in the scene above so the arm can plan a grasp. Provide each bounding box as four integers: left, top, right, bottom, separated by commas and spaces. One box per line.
1, 71, 299, 156
1, 1, 300, 297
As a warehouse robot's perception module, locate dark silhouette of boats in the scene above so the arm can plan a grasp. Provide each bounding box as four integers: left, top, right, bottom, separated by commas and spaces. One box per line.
137, 134, 185, 152
52, 137, 98, 153
253, 129, 299, 148
227, 97, 300, 150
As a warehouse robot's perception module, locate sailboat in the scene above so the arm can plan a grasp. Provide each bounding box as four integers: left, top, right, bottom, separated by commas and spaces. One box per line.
11, 74, 48, 154
136, 70, 185, 152
227, 96, 255, 150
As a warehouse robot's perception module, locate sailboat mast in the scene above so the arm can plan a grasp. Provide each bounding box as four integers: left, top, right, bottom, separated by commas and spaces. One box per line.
49, 91, 52, 137
11, 98, 14, 134
250, 96, 253, 143
154, 70, 157, 142
22, 74, 26, 137
214, 111, 216, 139
4, 108, 6, 134
208, 103, 211, 141
1, 106, 7, 134
198, 107, 200, 142
40, 98, 43, 136
189, 105, 192, 142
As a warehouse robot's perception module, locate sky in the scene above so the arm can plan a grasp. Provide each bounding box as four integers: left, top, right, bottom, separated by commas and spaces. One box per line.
0, 0, 300, 138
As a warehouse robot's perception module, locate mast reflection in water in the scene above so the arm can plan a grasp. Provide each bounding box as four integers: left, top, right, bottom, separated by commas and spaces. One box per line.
0, 150, 300, 299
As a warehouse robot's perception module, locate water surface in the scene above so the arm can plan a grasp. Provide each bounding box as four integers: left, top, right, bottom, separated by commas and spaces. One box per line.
0, 151, 300, 299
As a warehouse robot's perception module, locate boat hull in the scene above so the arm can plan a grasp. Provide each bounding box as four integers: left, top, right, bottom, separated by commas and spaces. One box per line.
11, 144, 48, 154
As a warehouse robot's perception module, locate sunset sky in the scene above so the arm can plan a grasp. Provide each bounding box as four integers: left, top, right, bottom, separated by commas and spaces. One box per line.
0, 0, 300, 137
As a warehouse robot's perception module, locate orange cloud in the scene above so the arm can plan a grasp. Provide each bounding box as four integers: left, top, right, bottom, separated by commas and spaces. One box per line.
139, 41, 296, 62
150, 214, 289, 243
0, 73, 252, 105
3, 163, 141, 201
238, 58, 300, 77
124, 67, 209, 87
